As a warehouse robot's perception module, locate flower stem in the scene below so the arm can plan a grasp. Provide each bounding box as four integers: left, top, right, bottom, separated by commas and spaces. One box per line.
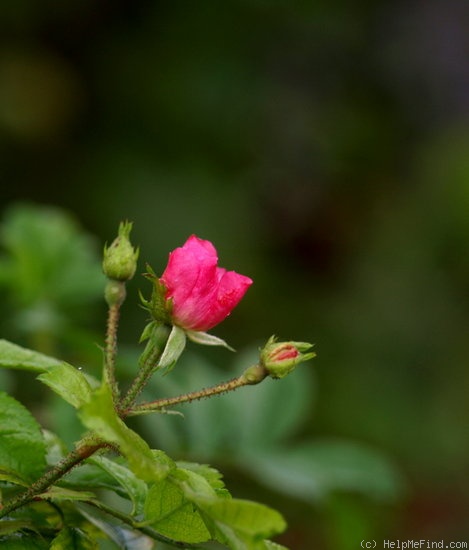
104, 302, 121, 402
119, 324, 171, 412
0, 436, 107, 519
125, 363, 268, 416
103, 279, 127, 404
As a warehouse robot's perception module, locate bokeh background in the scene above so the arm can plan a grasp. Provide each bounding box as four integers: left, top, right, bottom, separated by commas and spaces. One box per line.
0, 1, 468, 548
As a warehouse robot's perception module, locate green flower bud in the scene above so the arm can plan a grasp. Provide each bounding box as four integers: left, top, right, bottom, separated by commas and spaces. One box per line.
260, 336, 315, 379
103, 221, 139, 281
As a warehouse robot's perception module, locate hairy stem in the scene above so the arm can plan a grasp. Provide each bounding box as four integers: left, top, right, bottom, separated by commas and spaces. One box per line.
103, 279, 127, 404
125, 363, 268, 416
119, 324, 171, 412
104, 302, 121, 402
0, 436, 107, 519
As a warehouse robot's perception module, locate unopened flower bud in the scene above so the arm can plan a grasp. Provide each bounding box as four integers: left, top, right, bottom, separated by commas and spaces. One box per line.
103, 221, 139, 281
260, 336, 315, 379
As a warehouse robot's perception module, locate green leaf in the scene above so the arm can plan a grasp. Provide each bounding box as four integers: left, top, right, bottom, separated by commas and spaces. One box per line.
0, 391, 46, 482
176, 461, 229, 498
148, 466, 287, 549
60, 462, 129, 498
0, 339, 63, 373
0, 519, 36, 536
77, 505, 154, 550
90, 455, 148, 515
79, 384, 173, 483
199, 498, 286, 550
144, 477, 211, 544
158, 325, 186, 374
37, 363, 97, 408
0, 467, 29, 487
50, 526, 98, 550
173, 466, 219, 501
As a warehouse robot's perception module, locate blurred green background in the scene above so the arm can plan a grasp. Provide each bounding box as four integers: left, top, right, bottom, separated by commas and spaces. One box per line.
0, 1, 468, 548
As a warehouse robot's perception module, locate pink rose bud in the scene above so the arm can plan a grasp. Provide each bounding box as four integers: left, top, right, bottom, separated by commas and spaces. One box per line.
160, 235, 252, 332
260, 336, 316, 378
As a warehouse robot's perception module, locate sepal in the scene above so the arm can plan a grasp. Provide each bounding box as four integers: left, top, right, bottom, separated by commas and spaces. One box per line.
159, 325, 187, 374
186, 330, 235, 351
140, 266, 171, 326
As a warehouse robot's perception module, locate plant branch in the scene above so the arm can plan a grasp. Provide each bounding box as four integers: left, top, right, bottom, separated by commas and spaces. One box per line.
0, 436, 107, 519
104, 302, 121, 402
124, 363, 269, 416
119, 324, 171, 412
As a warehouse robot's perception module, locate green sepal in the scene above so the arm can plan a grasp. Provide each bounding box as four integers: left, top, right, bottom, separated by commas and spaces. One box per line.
138, 323, 171, 371
140, 266, 172, 325
159, 325, 186, 374
186, 330, 235, 351
139, 319, 156, 343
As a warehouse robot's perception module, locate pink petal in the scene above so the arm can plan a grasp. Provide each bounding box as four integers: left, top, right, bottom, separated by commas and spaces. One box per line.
160, 235, 252, 331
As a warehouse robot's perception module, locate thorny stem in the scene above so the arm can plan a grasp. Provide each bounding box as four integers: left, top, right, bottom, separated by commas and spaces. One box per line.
125, 363, 269, 416
0, 436, 108, 519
